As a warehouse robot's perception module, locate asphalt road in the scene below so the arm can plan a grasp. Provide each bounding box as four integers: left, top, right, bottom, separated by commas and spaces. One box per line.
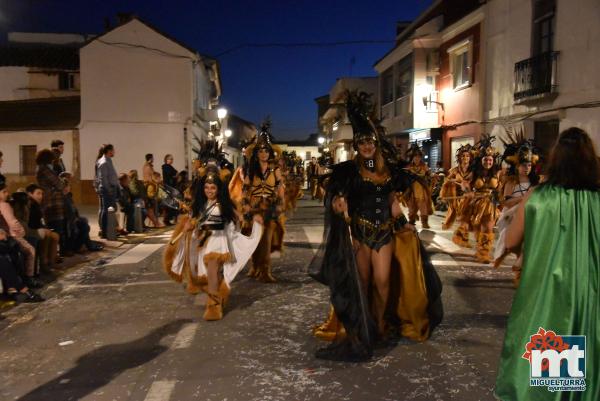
0, 198, 516, 401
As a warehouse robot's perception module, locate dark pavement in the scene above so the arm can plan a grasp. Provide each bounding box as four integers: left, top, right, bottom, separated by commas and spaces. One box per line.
0, 198, 516, 401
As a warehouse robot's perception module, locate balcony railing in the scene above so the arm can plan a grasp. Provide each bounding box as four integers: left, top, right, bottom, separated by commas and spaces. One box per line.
514, 51, 559, 102
381, 95, 412, 120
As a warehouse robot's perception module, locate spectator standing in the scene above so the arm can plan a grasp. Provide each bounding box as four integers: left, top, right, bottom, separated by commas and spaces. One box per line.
118, 173, 135, 233
35, 149, 69, 256
161, 154, 177, 188
51, 139, 66, 176
495, 127, 600, 401
142, 154, 163, 228
94, 144, 120, 238
162, 154, 178, 225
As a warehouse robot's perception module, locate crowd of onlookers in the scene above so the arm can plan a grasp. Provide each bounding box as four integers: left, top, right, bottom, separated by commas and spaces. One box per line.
94, 145, 187, 238
1, 140, 102, 304
1, 140, 191, 306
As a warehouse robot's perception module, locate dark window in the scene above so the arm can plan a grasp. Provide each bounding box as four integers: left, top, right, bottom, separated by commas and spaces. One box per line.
381, 69, 394, 105
395, 55, 413, 99
534, 119, 559, 167
20, 145, 37, 175
533, 0, 556, 55
58, 72, 75, 90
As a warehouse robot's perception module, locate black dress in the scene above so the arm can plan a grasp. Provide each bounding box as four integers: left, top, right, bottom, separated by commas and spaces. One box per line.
310, 160, 443, 361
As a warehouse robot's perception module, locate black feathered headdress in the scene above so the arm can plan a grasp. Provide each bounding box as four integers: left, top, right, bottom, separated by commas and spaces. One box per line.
344, 90, 404, 166
191, 134, 232, 183
500, 128, 540, 166
245, 116, 282, 160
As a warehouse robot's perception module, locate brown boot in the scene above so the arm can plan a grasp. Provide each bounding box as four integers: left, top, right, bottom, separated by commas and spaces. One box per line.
313, 306, 346, 342
218, 280, 231, 308
313, 306, 336, 340
203, 292, 223, 321
476, 232, 494, 264
422, 216, 430, 229
452, 225, 471, 248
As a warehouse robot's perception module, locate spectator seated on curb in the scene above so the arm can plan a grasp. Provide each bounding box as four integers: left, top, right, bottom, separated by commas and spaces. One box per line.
62, 179, 103, 253
0, 229, 44, 303
0, 181, 42, 289
26, 184, 61, 271
10, 191, 43, 274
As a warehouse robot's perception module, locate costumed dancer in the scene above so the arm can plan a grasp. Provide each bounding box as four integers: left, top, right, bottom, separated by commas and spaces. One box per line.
242, 119, 286, 283
440, 144, 472, 230
282, 151, 303, 212
493, 133, 540, 286
310, 91, 443, 361
494, 127, 600, 401
453, 134, 502, 263
404, 144, 434, 229
163, 142, 263, 321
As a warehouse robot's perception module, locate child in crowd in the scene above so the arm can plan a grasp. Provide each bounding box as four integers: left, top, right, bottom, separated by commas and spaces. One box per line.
25, 184, 61, 272
0, 182, 41, 288
0, 228, 44, 303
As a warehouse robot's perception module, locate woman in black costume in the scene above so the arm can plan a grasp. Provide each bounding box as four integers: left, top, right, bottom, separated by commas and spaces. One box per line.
311, 91, 443, 361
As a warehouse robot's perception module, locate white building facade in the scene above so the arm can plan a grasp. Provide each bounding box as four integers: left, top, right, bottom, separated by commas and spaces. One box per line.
483, 0, 600, 154
79, 17, 221, 198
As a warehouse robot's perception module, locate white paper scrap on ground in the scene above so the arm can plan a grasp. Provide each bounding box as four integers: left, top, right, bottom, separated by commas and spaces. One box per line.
59, 340, 74, 346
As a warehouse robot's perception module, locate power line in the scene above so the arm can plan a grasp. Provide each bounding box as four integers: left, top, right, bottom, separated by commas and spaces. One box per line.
97, 39, 196, 61
215, 40, 394, 57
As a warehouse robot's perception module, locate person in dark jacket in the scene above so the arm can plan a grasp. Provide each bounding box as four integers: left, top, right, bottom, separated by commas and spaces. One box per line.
51, 139, 66, 176
62, 179, 103, 252
0, 228, 44, 303
36, 149, 69, 256
26, 184, 60, 270
161, 154, 178, 225
118, 173, 135, 233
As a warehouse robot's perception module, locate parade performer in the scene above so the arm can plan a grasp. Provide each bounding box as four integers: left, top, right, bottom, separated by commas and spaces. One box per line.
452, 135, 502, 263
495, 127, 600, 401
310, 91, 443, 361
493, 133, 540, 285
281, 151, 303, 212
163, 144, 263, 321
404, 144, 434, 228
242, 119, 286, 283
440, 144, 472, 230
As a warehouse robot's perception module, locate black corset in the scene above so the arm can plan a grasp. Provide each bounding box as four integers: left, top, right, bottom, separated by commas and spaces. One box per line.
353, 177, 392, 226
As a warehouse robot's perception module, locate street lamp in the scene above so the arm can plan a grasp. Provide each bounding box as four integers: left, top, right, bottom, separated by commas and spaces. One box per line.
217, 108, 228, 120
318, 136, 325, 145
224, 129, 232, 138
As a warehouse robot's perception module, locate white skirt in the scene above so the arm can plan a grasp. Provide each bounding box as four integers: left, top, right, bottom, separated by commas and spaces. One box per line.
493, 204, 519, 260
171, 221, 263, 287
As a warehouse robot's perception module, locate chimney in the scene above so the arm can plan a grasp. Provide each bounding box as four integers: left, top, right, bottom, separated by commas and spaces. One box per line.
396, 20, 412, 37
116, 12, 134, 25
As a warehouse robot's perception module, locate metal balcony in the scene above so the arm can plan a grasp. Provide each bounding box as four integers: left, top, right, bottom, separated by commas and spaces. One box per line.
514, 51, 559, 102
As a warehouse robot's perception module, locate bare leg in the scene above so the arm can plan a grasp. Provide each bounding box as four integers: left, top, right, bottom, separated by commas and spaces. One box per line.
206, 259, 219, 294
370, 242, 393, 335
355, 242, 372, 295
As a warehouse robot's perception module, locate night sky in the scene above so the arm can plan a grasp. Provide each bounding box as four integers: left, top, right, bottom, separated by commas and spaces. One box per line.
0, 0, 432, 140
